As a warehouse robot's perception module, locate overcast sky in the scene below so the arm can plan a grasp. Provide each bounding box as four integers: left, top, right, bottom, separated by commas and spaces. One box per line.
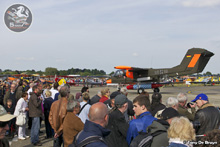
1, 0, 220, 74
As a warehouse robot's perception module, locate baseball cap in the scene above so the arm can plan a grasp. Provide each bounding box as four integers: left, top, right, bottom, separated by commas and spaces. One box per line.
161, 107, 179, 120
191, 93, 208, 102
0, 105, 16, 122
114, 94, 128, 105
110, 91, 121, 99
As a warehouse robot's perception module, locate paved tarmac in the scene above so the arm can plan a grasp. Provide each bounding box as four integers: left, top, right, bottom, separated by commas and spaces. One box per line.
9, 84, 220, 147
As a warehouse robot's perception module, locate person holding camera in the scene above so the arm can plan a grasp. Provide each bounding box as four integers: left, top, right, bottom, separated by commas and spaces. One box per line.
177, 93, 196, 121
192, 93, 220, 135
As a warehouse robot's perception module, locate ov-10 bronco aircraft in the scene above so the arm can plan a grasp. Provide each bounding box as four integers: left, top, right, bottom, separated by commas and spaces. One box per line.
106, 48, 214, 93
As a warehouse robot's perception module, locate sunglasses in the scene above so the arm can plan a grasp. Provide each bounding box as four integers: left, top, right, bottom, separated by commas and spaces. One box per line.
0, 121, 9, 128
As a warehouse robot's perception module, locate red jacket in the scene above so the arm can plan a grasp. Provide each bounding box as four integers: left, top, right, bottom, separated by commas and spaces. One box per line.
99, 95, 108, 103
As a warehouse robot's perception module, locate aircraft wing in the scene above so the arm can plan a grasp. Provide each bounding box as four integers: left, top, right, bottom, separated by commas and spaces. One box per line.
114, 66, 149, 71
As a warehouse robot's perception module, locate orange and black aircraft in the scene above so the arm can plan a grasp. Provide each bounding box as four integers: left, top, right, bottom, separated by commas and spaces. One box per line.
107, 48, 214, 93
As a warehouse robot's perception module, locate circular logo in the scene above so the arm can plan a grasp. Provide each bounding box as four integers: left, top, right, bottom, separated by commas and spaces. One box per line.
4, 4, 32, 32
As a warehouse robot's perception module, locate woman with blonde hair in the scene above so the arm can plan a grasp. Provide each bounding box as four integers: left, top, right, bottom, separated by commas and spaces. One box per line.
43, 90, 54, 138
99, 88, 110, 103
168, 116, 195, 147
79, 92, 91, 123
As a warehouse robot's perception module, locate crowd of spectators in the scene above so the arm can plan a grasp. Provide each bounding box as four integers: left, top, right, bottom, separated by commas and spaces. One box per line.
0, 78, 219, 147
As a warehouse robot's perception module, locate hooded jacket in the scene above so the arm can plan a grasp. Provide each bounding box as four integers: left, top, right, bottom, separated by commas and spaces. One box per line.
105, 109, 129, 147
76, 120, 110, 147
147, 120, 169, 147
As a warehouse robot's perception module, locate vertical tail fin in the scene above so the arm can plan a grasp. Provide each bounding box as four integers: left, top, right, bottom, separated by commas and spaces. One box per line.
172, 48, 214, 75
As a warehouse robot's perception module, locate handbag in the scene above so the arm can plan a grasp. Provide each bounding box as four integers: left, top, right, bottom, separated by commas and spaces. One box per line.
16, 112, 26, 126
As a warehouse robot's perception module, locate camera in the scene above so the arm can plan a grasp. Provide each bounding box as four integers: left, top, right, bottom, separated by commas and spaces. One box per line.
187, 102, 194, 108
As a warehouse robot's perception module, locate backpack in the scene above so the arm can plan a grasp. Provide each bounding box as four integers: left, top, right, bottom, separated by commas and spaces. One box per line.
130, 130, 166, 147
68, 131, 106, 147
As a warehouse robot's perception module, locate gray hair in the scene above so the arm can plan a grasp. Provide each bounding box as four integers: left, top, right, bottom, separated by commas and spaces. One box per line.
120, 87, 128, 95
97, 91, 101, 95
177, 93, 188, 103
166, 97, 178, 107
60, 86, 69, 97
67, 100, 79, 112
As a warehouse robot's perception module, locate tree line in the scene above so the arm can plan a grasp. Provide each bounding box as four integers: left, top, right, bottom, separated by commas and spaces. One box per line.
0, 67, 107, 76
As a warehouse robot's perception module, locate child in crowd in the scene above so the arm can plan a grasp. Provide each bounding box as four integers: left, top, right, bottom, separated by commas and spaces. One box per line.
4, 99, 16, 138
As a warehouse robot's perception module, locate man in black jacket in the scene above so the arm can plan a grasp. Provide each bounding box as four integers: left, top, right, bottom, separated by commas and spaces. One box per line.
192, 93, 220, 135
105, 94, 129, 147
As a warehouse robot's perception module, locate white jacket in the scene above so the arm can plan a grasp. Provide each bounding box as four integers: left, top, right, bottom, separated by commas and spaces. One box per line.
14, 98, 28, 116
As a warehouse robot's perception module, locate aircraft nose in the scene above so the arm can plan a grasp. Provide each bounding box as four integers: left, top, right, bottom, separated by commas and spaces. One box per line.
106, 79, 112, 84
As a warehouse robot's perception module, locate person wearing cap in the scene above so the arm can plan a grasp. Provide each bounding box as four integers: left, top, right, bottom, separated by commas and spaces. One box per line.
0, 105, 16, 147
177, 92, 196, 121
103, 91, 121, 109
146, 107, 180, 147
161, 107, 180, 125
126, 95, 157, 145
120, 87, 134, 122
192, 93, 220, 135
105, 94, 129, 147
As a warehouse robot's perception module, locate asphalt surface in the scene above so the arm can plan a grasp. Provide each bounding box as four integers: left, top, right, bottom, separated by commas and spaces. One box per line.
9, 84, 220, 147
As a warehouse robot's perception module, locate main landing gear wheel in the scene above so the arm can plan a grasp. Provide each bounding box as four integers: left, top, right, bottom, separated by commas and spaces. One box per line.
154, 88, 160, 93
137, 88, 144, 94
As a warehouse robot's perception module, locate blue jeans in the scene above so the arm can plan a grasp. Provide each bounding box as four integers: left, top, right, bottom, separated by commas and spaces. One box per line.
31, 117, 40, 144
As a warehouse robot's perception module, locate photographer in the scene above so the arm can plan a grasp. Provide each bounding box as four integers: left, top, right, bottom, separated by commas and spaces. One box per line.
192, 93, 220, 135
177, 93, 196, 121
